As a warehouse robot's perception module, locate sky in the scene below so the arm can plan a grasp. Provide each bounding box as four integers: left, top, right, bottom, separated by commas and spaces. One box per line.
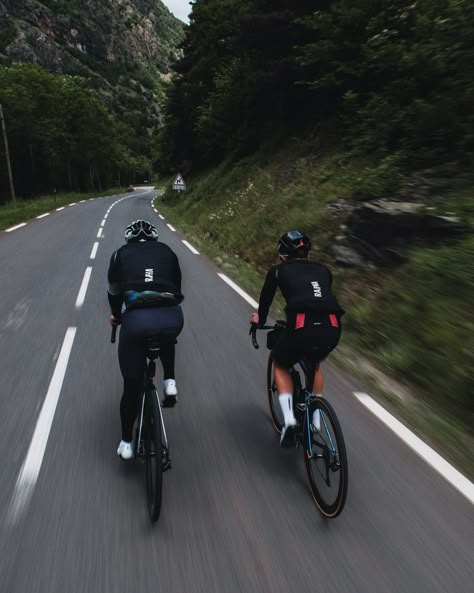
162, 0, 191, 23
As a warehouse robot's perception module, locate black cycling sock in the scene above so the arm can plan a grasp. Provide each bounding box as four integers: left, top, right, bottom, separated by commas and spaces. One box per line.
159, 343, 175, 380
120, 378, 142, 441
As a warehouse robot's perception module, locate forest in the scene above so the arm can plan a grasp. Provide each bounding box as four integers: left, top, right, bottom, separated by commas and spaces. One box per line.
157, 0, 473, 174
0, 64, 150, 200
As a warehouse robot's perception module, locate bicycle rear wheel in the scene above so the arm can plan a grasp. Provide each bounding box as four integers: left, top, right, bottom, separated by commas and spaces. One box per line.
303, 397, 348, 518
144, 389, 163, 522
266, 354, 283, 433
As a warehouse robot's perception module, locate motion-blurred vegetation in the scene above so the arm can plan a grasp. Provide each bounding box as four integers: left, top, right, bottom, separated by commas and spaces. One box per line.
155, 0, 474, 432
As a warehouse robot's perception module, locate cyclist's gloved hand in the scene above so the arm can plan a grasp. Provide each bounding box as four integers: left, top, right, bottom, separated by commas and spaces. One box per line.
109, 314, 121, 327
250, 312, 259, 325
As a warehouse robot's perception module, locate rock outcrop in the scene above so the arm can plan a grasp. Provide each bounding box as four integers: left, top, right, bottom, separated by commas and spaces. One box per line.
330, 199, 469, 267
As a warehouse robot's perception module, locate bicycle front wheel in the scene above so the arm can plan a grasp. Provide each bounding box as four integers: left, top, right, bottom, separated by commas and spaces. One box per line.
266, 354, 283, 433
303, 397, 348, 518
144, 390, 163, 523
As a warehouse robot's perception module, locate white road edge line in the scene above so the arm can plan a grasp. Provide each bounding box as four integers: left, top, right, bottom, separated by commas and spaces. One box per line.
69, 202, 76, 206
80, 200, 86, 203
217, 273, 259, 309
182, 240, 199, 255
75, 267, 93, 308
56, 207, 64, 211
167, 224, 176, 232
159, 215, 165, 220
90, 242, 99, 260
97, 227, 103, 238
8, 327, 77, 525
353, 392, 474, 504
36, 213, 50, 219
5, 223, 27, 232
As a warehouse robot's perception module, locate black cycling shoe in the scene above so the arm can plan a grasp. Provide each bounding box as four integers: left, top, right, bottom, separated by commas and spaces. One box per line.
280, 423, 297, 448
162, 394, 177, 408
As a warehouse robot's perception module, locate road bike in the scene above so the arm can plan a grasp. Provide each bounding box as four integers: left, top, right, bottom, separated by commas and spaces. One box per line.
111, 325, 171, 523
250, 322, 348, 518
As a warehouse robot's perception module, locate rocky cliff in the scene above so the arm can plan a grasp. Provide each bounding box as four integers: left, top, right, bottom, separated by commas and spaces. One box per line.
0, 0, 185, 128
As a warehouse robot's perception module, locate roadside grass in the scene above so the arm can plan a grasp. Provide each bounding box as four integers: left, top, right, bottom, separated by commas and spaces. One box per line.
0, 187, 123, 231
334, 345, 474, 479
153, 150, 474, 477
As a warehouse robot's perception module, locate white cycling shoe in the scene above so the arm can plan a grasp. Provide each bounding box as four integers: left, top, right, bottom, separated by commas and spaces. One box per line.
117, 440, 133, 460
162, 379, 178, 408
280, 418, 297, 447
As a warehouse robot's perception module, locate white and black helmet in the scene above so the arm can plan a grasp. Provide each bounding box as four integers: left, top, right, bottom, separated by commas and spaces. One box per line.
124, 219, 159, 242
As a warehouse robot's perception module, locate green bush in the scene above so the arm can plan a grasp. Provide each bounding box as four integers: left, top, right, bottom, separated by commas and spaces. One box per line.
351, 155, 403, 200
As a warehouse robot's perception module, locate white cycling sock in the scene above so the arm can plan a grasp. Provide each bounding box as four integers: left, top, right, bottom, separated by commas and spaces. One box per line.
312, 393, 322, 430
312, 409, 321, 431
279, 393, 296, 426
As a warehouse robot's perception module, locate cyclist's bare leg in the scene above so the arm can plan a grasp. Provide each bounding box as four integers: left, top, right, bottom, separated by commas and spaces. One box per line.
274, 361, 297, 434
313, 366, 323, 394
274, 362, 293, 394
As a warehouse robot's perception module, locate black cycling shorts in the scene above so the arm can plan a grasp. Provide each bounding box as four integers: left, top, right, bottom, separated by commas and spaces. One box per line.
271, 311, 341, 368
118, 305, 183, 379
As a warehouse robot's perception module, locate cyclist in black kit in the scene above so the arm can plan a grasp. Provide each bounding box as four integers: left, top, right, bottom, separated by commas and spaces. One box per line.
108, 220, 184, 460
250, 231, 344, 446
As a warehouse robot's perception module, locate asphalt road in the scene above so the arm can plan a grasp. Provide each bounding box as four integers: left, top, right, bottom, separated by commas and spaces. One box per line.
0, 190, 472, 593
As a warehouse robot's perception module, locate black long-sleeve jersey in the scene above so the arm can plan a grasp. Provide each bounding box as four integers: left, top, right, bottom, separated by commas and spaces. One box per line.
107, 241, 183, 316
257, 259, 344, 325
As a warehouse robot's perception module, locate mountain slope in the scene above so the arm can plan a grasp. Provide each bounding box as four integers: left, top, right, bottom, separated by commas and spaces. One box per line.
0, 0, 186, 127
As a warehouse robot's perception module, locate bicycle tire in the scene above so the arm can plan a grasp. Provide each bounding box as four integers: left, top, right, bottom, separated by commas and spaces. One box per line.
303, 397, 348, 518
144, 389, 163, 523
266, 354, 283, 433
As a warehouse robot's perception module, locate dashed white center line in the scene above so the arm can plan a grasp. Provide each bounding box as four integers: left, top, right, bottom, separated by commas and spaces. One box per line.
8, 327, 77, 525
75, 267, 92, 308
159, 215, 165, 220
100, 219, 106, 227
353, 392, 474, 504
90, 242, 99, 260
217, 273, 259, 308
104, 214, 108, 219
182, 240, 200, 255
167, 224, 176, 232
36, 213, 50, 219
97, 227, 103, 238
5, 223, 27, 232
56, 207, 64, 211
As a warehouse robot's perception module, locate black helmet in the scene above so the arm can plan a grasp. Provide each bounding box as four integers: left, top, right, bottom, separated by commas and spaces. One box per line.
124, 219, 158, 242
277, 230, 311, 258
